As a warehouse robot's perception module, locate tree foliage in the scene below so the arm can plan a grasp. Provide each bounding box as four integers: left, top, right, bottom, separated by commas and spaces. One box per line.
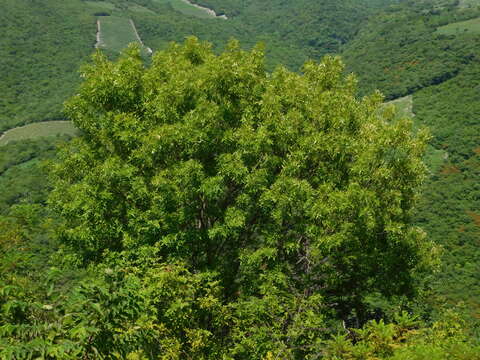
40, 38, 437, 357
323, 310, 480, 360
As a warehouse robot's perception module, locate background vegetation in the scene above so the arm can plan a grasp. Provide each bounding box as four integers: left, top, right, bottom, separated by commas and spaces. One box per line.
1, 0, 480, 357
340, 0, 480, 332
0, 0, 95, 132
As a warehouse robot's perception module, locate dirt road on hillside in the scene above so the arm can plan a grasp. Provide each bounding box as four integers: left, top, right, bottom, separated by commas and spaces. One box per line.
129, 19, 153, 54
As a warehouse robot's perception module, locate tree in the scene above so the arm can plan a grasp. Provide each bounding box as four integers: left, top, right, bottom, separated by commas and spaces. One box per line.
48, 37, 435, 358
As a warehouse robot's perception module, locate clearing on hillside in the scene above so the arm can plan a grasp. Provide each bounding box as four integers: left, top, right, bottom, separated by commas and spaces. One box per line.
386, 95, 414, 119
425, 147, 447, 174
458, 0, 480, 8
97, 16, 140, 53
153, 0, 223, 19
97, 16, 152, 55
436, 17, 480, 35
0, 121, 78, 146
385, 95, 445, 174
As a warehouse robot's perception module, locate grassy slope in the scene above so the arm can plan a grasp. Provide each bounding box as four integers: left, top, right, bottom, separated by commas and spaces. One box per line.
386, 95, 414, 119
0, 121, 78, 146
436, 16, 480, 34
98, 16, 141, 52
386, 95, 446, 180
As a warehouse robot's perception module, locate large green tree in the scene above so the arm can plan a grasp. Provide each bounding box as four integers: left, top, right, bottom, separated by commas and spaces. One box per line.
47, 38, 435, 358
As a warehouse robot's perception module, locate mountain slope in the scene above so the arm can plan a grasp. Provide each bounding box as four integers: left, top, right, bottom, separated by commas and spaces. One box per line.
341, 0, 480, 98
0, 0, 97, 131
181, 0, 399, 60
340, 0, 480, 327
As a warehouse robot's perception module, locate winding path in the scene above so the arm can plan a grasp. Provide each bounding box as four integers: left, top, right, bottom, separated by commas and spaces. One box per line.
180, 0, 227, 19
95, 20, 102, 48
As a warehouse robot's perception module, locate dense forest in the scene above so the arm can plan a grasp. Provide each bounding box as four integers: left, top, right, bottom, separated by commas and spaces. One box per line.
0, 0, 95, 131
1, 0, 479, 358
341, 0, 480, 332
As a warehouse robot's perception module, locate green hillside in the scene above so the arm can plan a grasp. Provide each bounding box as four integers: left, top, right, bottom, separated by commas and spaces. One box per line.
0, 0, 96, 132
436, 16, 480, 34
1, 0, 480, 357
188, 0, 398, 58
0, 0, 396, 133
341, 0, 480, 99
414, 64, 480, 323
341, 0, 480, 330
134, 0, 398, 70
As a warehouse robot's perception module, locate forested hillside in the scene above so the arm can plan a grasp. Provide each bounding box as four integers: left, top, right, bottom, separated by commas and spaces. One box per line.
341, 0, 480, 330
342, 0, 480, 99
186, 0, 398, 59
0, 0, 395, 133
0, 0, 94, 131
132, 0, 398, 72
1, 0, 480, 358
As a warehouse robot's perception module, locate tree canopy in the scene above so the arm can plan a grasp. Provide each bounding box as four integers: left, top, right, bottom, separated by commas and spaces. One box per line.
39, 38, 438, 358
